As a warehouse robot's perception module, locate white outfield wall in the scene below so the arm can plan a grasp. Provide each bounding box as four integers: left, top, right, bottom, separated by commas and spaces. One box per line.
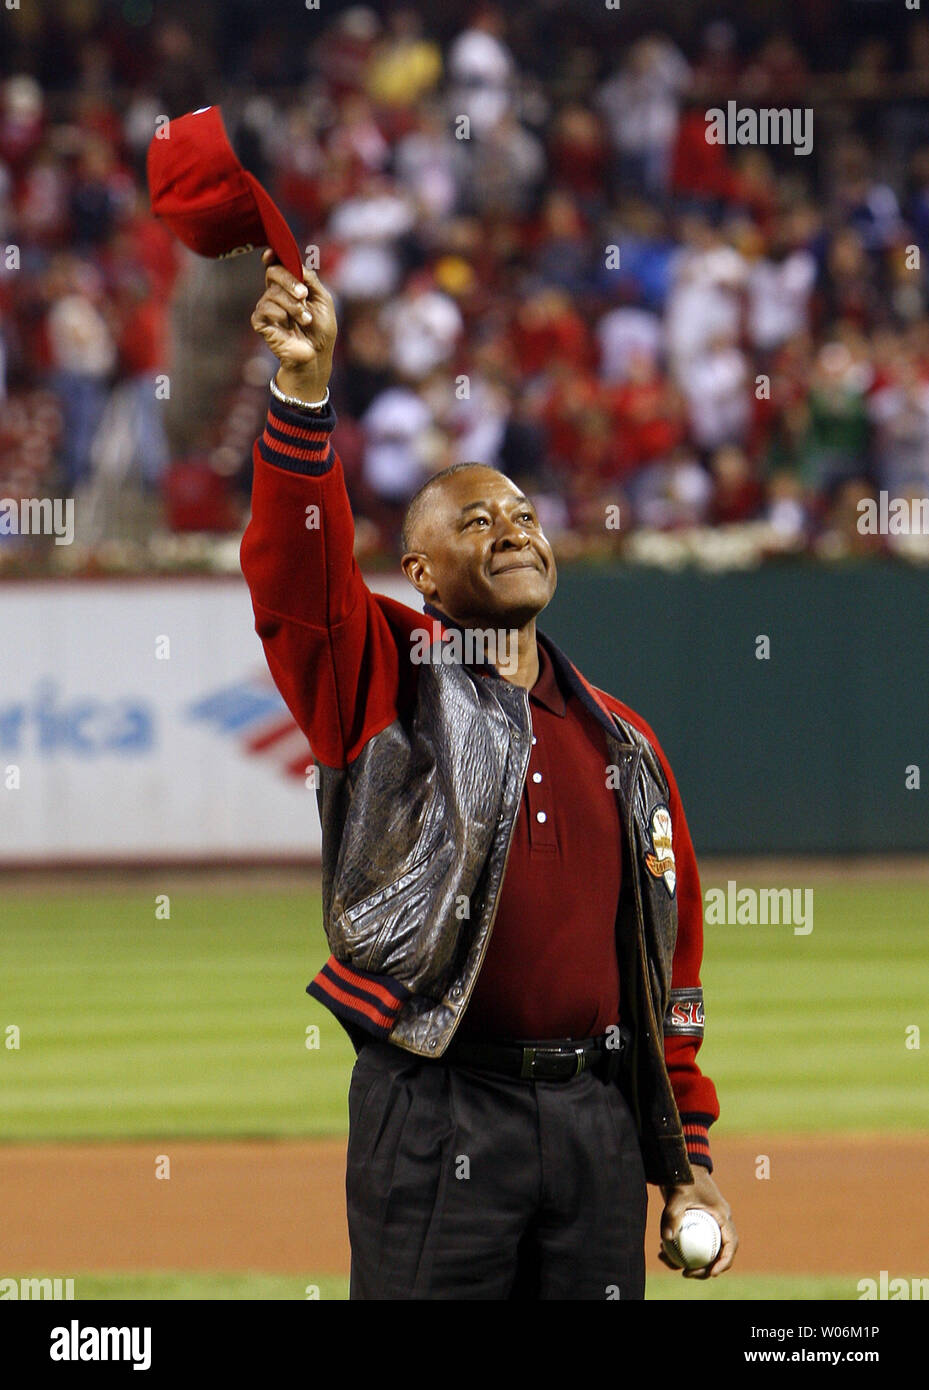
0, 574, 414, 864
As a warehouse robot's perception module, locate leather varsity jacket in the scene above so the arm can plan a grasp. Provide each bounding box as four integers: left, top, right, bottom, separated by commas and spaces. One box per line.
240, 393, 721, 1188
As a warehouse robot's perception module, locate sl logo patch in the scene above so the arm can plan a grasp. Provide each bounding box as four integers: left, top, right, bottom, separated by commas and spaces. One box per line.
669, 998, 703, 1030
644, 804, 676, 896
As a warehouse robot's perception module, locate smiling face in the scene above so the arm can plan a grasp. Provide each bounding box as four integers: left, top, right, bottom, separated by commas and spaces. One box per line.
400, 465, 557, 628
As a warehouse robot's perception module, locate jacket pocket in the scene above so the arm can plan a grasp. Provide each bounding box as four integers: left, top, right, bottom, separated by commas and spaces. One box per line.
332, 832, 464, 992
341, 845, 439, 931
335, 843, 454, 979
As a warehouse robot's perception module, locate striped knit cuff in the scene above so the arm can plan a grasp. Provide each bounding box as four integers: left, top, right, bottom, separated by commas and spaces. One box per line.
307, 955, 410, 1039
257, 394, 338, 475
680, 1113, 714, 1173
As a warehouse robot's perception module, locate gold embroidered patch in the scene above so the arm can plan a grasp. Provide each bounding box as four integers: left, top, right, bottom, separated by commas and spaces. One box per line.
644, 805, 676, 896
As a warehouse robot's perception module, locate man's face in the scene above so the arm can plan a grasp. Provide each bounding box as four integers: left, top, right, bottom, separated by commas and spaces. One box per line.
401, 466, 557, 628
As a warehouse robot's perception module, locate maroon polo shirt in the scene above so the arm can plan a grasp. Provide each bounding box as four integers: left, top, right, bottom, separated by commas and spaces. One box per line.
456, 640, 623, 1043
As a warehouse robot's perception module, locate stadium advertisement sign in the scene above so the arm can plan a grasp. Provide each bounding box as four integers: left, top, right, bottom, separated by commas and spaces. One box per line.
0, 576, 410, 863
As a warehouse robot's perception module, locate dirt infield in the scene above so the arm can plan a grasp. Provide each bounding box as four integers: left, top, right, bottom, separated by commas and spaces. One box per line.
1, 1133, 925, 1280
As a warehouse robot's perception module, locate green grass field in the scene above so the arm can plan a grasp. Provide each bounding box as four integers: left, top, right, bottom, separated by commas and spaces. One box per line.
1, 888, 353, 1139
1, 875, 926, 1301
27, 1272, 860, 1300
2, 878, 926, 1140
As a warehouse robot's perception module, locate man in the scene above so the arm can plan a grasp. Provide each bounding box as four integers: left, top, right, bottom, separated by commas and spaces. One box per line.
242, 251, 738, 1300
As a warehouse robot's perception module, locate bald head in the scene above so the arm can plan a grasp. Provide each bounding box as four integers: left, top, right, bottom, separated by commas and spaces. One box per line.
401, 462, 500, 557
398, 462, 556, 628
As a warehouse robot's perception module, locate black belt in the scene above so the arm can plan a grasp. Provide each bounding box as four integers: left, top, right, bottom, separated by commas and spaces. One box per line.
445, 1026, 630, 1082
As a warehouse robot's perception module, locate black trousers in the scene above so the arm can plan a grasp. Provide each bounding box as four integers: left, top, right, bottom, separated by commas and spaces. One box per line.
345, 1039, 648, 1300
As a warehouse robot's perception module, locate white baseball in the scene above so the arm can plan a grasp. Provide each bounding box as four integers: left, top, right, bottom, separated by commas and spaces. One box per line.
665, 1208, 721, 1270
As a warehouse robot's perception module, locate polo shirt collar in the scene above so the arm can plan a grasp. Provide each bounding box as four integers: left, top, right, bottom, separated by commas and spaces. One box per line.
527, 639, 567, 715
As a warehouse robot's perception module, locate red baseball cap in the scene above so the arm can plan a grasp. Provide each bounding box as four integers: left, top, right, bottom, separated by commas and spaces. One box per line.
146, 105, 304, 280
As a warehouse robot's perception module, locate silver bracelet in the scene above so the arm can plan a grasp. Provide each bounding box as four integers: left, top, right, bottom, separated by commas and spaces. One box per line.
269, 375, 330, 411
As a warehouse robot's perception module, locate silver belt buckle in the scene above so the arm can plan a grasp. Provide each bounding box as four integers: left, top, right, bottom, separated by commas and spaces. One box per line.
519, 1046, 538, 1079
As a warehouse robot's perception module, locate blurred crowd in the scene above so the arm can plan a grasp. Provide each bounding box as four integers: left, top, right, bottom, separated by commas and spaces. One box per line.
3, 0, 929, 571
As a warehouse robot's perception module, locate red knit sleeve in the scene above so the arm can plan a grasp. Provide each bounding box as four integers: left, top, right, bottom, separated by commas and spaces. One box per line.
239, 396, 420, 769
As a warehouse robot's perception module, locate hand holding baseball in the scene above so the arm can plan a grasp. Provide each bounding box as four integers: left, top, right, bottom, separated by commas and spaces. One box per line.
250, 248, 337, 405
658, 1167, 738, 1278
662, 1208, 721, 1270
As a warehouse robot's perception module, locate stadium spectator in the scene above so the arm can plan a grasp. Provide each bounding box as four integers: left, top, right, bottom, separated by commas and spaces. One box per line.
44, 255, 115, 489
627, 444, 713, 531
868, 351, 929, 496
327, 173, 416, 300
690, 20, 742, 99
738, 31, 810, 103
68, 132, 133, 248
665, 218, 747, 373
546, 105, 609, 212
447, 6, 515, 139
111, 264, 169, 489
833, 137, 904, 256
464, 108, 546, 219
366, 8, 442, 115
596, 298, 663, 385
378, 268, 463, 379
360, 383, 433, 521
747, 209, 819, 357
0, 76, 45, 188
708, 445, 764, 525
607, 350, 684, 475
681, 331, 751, 455
394, 101, 466, 224
596, 35, 690, 197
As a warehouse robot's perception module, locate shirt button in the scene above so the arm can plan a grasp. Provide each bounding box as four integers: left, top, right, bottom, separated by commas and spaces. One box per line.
536, 810, 547, 824
531, 735, 537, 745
532, 772, 542, 783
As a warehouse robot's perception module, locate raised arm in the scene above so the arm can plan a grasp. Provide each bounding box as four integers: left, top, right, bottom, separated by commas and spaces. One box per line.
240, 251, 417, 768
